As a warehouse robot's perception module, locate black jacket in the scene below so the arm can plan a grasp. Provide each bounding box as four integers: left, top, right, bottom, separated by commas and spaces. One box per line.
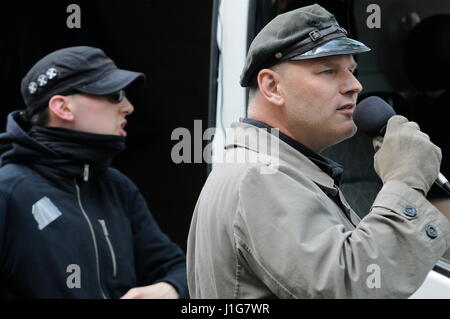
0, 111, 188, 299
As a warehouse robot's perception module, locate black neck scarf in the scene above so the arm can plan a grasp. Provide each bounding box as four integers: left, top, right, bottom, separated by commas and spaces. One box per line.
27, 126, 126, 182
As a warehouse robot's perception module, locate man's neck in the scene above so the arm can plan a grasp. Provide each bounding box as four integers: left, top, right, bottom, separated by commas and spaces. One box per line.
246, 115, 323, 153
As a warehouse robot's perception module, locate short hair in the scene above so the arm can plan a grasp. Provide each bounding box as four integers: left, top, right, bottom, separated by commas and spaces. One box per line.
248, 75, 259, 100
30, 107, 50, 126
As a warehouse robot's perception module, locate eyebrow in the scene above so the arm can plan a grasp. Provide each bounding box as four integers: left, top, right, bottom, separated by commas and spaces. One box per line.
316, 60, 358, 70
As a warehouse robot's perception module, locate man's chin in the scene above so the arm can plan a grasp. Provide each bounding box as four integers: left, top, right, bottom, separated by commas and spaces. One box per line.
347, 123, 358, 138
118, 129, 127, 137
333, 124, 357, 144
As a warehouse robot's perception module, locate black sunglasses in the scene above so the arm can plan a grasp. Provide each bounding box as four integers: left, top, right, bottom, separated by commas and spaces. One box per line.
107, 89, 126, 103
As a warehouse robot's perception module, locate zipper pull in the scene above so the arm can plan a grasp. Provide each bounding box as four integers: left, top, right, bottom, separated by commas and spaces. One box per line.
83, 164, 90, 182
98, 219, 109, 236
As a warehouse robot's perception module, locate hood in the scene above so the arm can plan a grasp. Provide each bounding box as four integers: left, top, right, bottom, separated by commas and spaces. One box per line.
0, 111, 57, 165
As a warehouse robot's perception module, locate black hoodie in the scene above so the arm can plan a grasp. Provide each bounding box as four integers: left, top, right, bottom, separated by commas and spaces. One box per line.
0, 111, 188, 299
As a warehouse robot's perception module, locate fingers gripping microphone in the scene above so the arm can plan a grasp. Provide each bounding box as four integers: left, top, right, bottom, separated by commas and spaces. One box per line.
353, 96, 450, 195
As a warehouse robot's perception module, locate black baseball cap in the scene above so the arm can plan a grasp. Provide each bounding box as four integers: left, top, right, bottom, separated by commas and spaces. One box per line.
240, 4, 370, 87
21, 46, 146, 118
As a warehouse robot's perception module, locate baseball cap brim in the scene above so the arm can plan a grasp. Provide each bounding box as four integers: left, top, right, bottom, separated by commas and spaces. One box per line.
289, 37, 371, 61
76, 68, 145, 96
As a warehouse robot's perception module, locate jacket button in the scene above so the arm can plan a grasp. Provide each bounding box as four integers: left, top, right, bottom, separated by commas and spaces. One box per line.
403, 205, 417, 217
425, 225, 438, 239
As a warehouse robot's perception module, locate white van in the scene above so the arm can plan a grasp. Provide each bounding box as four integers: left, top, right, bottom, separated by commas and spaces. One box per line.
208, 0, 450, 298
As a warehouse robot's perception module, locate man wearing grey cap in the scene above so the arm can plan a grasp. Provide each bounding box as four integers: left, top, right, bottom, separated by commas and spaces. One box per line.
0, 46, 188, 299
187, 4, 450, 298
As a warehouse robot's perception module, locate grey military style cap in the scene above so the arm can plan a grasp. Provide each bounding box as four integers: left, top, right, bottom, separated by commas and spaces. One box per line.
21, 46, 145, 119
240, 4, 370, 87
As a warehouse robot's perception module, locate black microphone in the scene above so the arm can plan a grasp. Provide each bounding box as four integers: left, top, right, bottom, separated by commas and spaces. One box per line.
353, 96, 450, 195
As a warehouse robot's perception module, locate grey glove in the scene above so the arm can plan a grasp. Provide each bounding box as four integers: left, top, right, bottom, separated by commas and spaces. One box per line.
374, 115, 442, 195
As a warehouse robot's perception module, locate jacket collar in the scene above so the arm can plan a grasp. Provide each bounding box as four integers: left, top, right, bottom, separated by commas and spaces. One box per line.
224, 120, 338, 193
242, 118, 343, 185
0, 111, 124, 186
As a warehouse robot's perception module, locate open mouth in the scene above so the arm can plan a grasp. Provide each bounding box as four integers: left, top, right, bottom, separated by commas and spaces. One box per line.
337, 104, 355, 111
119, 121, 127, 136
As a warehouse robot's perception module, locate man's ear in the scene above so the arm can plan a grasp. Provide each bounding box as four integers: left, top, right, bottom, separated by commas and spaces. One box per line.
257, 68, 284, 106
48, 95, 75, 122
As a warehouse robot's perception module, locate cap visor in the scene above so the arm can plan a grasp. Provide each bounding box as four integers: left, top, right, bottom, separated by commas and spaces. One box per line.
289, 37, 370, 61
77, 69, 145, 95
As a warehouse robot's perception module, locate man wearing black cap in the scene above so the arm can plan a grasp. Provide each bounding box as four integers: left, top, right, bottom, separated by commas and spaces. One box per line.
0, 46, 188, 299
187, 4, 449, 298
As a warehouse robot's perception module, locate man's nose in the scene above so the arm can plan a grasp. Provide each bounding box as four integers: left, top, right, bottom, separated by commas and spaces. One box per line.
341, 72, 363, 95
121, 98, 134, 115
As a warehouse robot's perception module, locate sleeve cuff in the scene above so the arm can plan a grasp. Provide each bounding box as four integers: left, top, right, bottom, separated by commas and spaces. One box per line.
372, 180, 450, 257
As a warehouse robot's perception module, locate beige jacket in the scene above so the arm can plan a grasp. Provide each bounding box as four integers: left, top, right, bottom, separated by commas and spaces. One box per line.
187, 121, 450, 298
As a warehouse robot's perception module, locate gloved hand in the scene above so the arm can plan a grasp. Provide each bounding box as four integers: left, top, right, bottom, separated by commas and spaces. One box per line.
374, 115, 442, 195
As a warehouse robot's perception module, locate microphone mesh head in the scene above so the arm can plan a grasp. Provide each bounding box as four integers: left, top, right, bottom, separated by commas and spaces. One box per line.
353, 96, 397, 137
